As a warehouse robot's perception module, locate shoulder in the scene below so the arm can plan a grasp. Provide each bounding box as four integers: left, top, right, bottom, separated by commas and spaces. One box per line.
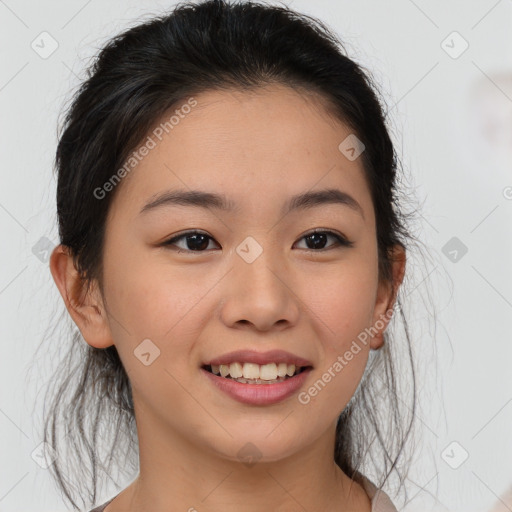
88, 496, 116, 512
351, 470, 399, 512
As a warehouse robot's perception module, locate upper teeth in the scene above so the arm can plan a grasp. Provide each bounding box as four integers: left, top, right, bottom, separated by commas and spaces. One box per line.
211, 362, 298, 380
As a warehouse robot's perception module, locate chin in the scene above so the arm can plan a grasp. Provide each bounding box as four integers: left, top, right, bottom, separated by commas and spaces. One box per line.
208, 430, 304, 466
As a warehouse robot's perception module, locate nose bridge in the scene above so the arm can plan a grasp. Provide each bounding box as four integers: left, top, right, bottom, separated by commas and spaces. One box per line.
234, 234, 286, 295
219, 234, 300, 330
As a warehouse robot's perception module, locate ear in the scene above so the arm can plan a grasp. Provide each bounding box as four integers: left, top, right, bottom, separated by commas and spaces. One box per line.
49, 244, 113, 349
370, 244, 406, 350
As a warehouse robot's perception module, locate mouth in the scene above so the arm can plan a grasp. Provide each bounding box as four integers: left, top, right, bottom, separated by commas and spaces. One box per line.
201, 363, 313, 385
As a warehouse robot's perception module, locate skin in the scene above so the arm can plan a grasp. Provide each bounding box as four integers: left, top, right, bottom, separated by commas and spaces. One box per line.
50, 84, 406, 512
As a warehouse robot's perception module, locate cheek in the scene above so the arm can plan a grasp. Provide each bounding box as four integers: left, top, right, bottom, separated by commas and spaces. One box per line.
104, 249, 209, 342
304, 260, 378, 351
102, 259, 206, 416
297, 271, 376, 419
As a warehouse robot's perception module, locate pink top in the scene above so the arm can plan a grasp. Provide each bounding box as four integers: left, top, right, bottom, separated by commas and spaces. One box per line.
89, 473, 398, 512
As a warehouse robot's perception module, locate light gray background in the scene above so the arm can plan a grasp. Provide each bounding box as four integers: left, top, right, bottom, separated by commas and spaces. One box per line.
1, 1, 511, 511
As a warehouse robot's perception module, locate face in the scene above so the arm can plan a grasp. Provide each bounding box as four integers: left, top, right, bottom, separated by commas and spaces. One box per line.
68, 84, 401, 464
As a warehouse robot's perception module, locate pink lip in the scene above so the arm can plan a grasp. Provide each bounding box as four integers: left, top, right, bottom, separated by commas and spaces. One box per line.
203, 349, 313, 367
200, 366, 313, 405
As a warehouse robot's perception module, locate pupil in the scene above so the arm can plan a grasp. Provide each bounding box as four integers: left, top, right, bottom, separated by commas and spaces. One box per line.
307, 233, 327, 249
187, 234, 209, 251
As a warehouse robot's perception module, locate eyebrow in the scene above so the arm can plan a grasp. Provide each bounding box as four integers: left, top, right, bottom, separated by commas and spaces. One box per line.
139, 187, 364, 219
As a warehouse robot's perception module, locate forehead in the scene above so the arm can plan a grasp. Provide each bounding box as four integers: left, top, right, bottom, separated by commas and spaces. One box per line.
109, 84, 372, 221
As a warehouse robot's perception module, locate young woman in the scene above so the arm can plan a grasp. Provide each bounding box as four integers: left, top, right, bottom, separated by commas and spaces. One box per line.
44, 1, 422, 510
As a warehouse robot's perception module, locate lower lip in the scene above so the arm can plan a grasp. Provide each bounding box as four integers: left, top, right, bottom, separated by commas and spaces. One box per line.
200, 367, 313, 405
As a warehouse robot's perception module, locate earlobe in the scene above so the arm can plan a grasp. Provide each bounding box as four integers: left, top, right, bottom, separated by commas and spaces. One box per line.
49, 244, 113, 349
370, 244, 406, 350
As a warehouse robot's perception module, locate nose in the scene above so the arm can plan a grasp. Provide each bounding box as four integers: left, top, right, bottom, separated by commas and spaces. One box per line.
219, 246, 301, 332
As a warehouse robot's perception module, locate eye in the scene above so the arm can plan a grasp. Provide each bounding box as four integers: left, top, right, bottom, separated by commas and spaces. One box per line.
294, 229, 354, 252
161, 229, 353, 254
161, 230, 219, 253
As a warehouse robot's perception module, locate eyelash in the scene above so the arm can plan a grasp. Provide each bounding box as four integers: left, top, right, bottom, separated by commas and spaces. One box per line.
161, 229, 354, 254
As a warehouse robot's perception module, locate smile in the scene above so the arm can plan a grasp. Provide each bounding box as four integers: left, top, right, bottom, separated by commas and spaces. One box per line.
200, 364, 313, 405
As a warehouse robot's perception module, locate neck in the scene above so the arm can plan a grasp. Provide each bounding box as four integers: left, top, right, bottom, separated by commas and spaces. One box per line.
109, 398, 370, 512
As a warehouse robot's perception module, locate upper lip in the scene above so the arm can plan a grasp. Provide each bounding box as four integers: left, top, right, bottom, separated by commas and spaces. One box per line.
203, 349, 313, 368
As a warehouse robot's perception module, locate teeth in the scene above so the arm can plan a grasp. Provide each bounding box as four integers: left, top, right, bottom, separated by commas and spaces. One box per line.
259, 363, 277, 380
242, 363, 260, 379
277, 363, 288, 378
232, 376, 287, 384
229, 361, 243, 378
209, 362, 300, 380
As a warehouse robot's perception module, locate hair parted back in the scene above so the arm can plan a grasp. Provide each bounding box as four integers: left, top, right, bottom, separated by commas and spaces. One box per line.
40, 0, 427, 509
